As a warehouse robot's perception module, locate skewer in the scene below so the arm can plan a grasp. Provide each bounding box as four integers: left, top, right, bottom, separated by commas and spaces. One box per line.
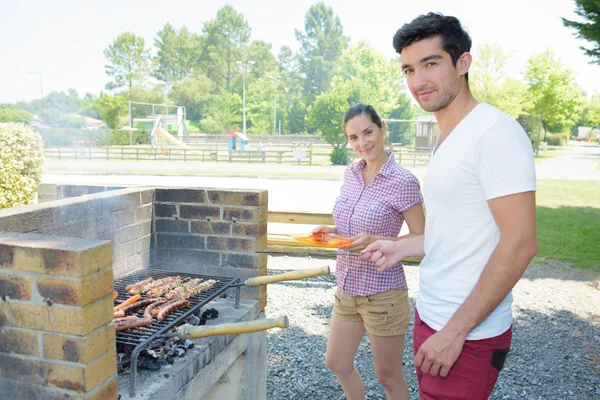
256, 250, 362, 257
228, 266, 331, 287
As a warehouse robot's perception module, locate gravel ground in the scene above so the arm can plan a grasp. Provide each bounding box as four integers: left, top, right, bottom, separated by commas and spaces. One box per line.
264, 256, 600, 400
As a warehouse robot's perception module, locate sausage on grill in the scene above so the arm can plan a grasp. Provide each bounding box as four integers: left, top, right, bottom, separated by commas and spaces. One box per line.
120, 298, 161, 314
143, 300, 169, 319
115, 317, 153, 331
150, 299, 178, 317
157, 300, 190, 321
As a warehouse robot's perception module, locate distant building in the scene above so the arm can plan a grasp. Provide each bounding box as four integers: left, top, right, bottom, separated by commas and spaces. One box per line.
578, 126, 600, 139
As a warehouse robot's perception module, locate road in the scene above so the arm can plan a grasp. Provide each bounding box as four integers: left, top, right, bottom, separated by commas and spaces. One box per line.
42, 141, 600, 215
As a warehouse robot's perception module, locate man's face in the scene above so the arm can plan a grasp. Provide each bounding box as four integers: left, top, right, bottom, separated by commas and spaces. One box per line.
400, 36, 464, 112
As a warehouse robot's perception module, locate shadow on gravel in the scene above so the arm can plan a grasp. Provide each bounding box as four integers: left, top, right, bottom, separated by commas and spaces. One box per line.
500, 307, 600, 399
267, 276, 599, 400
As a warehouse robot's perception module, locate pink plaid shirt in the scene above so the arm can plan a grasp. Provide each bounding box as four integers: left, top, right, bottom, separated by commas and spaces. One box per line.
332, 153, 423, 296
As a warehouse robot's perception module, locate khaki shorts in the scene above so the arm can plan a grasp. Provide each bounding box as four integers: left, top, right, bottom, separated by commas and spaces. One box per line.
332, 289, 410, 336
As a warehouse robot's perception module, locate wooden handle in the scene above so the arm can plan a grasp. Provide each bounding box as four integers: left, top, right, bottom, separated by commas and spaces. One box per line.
244, 266, 330, 287
177, 316, 289, 339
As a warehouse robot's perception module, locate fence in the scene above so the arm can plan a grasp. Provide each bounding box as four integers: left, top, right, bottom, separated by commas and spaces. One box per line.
43, 146, 313, 165
43, 143, 432, 167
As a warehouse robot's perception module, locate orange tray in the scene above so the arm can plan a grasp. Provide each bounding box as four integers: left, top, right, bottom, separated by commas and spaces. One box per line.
288, 232, 354, 248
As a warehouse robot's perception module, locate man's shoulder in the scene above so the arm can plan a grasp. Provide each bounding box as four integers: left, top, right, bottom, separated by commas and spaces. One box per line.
473, 102, 515, 124
468, 103, 523, 137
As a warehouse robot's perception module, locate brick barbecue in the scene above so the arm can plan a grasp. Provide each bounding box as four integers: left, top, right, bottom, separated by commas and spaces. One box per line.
0, 184, 269, 400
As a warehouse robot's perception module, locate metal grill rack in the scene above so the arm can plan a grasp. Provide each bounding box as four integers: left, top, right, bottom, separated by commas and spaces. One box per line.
113, 268, 240, 397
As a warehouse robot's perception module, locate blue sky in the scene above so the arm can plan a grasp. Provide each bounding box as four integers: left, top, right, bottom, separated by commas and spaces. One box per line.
1, 0, 598, 103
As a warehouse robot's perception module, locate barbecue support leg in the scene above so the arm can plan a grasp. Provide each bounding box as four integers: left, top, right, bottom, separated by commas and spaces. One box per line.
129, 346, 142, 397
235, 285, 241, 309
242, 312, 267, 399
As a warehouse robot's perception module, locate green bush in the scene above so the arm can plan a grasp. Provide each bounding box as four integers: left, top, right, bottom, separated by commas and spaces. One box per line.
545, 133, 569, 146
330, 147, 349, 165
0, 123, 45, 208
0, 108, 33, 124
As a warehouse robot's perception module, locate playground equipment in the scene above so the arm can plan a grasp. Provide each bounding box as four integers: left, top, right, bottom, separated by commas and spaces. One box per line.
228, 132, 251, 150
149, 116, 191, 150
129, 102, 191, 150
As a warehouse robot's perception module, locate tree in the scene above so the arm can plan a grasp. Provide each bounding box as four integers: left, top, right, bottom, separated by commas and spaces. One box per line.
296, 2, 348, 102
200, 91, 242, 133
0, 109, 33, 124
386, 95, 415, 145
200, 6, 251, 92
524, 49, 583, 152
277, 46, 306, 133
306, 85, 350, 150
246, 41, 278, 79
93, 93, 128, 129
335, 41, 405, 117
245, 76, 274, 134
104, 32, 152, 94
581, 95, 600, 129
170, 75, 214, 122
470, 43, 527, 118
562, 0, 600, 64
154, 24, 202, 85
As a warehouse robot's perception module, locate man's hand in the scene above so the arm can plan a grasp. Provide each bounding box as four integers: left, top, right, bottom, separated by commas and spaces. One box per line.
341, 232, 374, 253
414, 328, 466, 377
360, 240, 403, 272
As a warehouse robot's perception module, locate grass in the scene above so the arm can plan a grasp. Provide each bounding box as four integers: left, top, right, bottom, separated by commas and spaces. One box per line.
533, 147, 565, 163
187, 121, 200, 132
536, 180, 600, 269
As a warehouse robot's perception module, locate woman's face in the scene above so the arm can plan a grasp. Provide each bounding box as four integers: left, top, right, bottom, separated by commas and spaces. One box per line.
345, 114, 387, 163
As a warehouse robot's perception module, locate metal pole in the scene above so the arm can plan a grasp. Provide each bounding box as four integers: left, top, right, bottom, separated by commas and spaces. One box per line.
242, 71, 246, 135
40, 73, 44, 124
273, 82, 277, 135
129, 101, 133, 146
237, 61, 254, 136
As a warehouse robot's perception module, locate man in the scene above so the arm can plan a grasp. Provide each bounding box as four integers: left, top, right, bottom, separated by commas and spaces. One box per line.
361, 13, 538, 399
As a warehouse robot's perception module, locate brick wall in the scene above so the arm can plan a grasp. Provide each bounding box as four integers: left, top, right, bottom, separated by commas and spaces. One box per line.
0, 187, 153, 277
0, 232, 117, 399
152, 188, 268, 309
38, 184, 124, 203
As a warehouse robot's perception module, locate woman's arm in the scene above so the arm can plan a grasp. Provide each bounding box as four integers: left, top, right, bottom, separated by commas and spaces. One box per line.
341, 203, 425, 252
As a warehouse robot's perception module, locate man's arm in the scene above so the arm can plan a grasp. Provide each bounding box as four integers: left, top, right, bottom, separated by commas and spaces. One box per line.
361, 232, 425, 271
415, 191, 538, 377
344, 204, 425, 253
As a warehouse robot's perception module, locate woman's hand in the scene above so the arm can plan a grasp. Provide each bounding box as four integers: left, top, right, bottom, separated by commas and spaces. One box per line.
340, 232, 375, 253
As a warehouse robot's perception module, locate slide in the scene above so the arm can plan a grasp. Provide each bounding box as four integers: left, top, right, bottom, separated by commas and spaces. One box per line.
155, 126, 191, 149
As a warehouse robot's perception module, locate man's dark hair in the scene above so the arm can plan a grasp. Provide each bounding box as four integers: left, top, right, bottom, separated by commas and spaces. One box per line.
393, 13, 472, 81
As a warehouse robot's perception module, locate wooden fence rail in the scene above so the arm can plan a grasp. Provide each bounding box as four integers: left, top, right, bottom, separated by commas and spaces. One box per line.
267, 210, 423, 263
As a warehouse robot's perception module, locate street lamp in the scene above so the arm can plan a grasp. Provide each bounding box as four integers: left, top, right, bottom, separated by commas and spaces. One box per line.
28, 71, 44, 123
267, 75, 280, 135
236, 60, 254, 135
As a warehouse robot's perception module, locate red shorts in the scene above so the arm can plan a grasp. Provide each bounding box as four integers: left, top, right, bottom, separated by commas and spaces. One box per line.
414, 309, 512, 400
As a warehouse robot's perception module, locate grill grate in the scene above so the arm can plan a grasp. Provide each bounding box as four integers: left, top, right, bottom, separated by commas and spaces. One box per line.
113, 268, 240, 397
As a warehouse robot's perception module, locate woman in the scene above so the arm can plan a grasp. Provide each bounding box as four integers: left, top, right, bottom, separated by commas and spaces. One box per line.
315, 104, 425, 400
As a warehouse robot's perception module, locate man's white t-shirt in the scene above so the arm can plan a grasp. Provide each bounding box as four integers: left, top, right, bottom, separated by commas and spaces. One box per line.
417, 103, 536, 340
